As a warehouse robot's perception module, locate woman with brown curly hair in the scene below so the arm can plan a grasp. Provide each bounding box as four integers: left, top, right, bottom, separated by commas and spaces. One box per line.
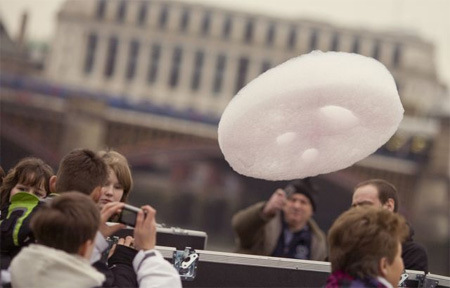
326, 206, 409, 288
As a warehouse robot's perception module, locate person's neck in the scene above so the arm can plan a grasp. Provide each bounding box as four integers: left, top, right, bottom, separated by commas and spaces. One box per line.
287, 220, 307, 232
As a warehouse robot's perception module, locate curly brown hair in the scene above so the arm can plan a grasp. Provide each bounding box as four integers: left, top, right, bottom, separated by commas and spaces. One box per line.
328, 206, 409, 279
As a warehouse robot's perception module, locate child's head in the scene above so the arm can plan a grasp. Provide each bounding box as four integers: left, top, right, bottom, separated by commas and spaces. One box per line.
0, 157, 54, 206
30, 192, 100, 258
97, 150, 133, 209
54, 148, 108, 201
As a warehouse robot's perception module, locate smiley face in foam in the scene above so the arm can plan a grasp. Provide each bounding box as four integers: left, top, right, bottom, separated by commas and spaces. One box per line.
218, 51, 404, 180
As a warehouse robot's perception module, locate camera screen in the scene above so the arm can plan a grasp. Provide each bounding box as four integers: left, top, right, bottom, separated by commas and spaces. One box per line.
118, 209, 138, 227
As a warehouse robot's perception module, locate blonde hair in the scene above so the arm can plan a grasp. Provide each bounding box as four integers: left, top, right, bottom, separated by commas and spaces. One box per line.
98, 150, 133, 203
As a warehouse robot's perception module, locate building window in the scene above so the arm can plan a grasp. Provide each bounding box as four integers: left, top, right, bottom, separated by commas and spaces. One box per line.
169, 46, 182, 88
235, 57, 249, 93
261, 60, 271, 74
352, 37, 360, 53
191, 50, 204, 91
201, 12, 211, 36
287, 26, 297, 49
309, 29, 318, 51
137, 2, 147, 26
159, 5, 169, 29
104, 36, 118, 78
266, 23, 275, 46
84, 33, 97, 74
96, 0, 106, 20
213, 54, 226, 94
392, 44, 402, 68
244, 19, 254, 43
372, 40, 381, 60
222, 16, 232, 39
180, 9, 190, 32
116, 0, 126, 23
147, 44, 161, 84
126, 40, 140, 80
330, 33, 339, 51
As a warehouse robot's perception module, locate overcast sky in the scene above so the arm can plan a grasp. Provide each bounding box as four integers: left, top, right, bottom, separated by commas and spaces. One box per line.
0, 0, 449, 87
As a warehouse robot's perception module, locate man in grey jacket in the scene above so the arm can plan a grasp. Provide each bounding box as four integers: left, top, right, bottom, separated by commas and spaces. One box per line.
232, 180, 327, 261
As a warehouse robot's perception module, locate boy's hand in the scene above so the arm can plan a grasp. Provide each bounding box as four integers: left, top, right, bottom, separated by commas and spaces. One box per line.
134, 205, 157, 251
99, 202, 126, 237
118, 235, 135, 248
108, 236, 135, 258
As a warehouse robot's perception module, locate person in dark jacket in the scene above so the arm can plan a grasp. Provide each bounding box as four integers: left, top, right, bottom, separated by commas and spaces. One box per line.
352, 179, 428, 272
0, 157, 54, 269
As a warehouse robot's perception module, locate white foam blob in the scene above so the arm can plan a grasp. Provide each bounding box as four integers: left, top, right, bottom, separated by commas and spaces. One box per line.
301, 148, 319, 162
218, 51, 404, 180
276, 132, 297, 145
237, 154, 255, 168
319, 105, 359, 131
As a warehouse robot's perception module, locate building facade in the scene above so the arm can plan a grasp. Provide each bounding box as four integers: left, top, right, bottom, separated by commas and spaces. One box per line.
46, 0, 444, 117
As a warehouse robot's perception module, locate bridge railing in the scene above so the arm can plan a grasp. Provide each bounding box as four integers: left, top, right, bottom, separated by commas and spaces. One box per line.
0, 72, 220, 126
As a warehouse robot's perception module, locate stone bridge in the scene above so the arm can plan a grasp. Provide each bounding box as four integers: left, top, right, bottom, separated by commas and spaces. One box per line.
1, 73, 220, 169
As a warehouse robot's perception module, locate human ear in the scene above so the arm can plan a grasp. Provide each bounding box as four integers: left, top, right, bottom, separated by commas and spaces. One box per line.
78, 239, 94, 259
384, 198, 395, 212
49, 176, 57, 193
378, 257, 388, 277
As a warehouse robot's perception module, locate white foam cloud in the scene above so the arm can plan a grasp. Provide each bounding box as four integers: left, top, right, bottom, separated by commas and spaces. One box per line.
218, 51, 404, 180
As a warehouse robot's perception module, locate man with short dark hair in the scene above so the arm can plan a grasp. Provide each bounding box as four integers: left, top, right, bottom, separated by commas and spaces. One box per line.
49, 148, 125, 265
50, 148, 109, 201
352, 179, 428, 272
232, 179, 327, 261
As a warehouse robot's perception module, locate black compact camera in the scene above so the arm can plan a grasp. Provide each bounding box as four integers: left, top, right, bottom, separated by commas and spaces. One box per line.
118, 204, 143, 227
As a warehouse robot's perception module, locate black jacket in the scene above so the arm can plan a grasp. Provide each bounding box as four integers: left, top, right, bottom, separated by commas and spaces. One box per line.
402, 224, 428, 272
94, 245, 139, 288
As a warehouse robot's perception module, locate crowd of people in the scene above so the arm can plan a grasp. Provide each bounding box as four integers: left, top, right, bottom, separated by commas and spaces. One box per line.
0, 148, 428, 287
232, 178, 429, 287
0, 149, 181, 288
